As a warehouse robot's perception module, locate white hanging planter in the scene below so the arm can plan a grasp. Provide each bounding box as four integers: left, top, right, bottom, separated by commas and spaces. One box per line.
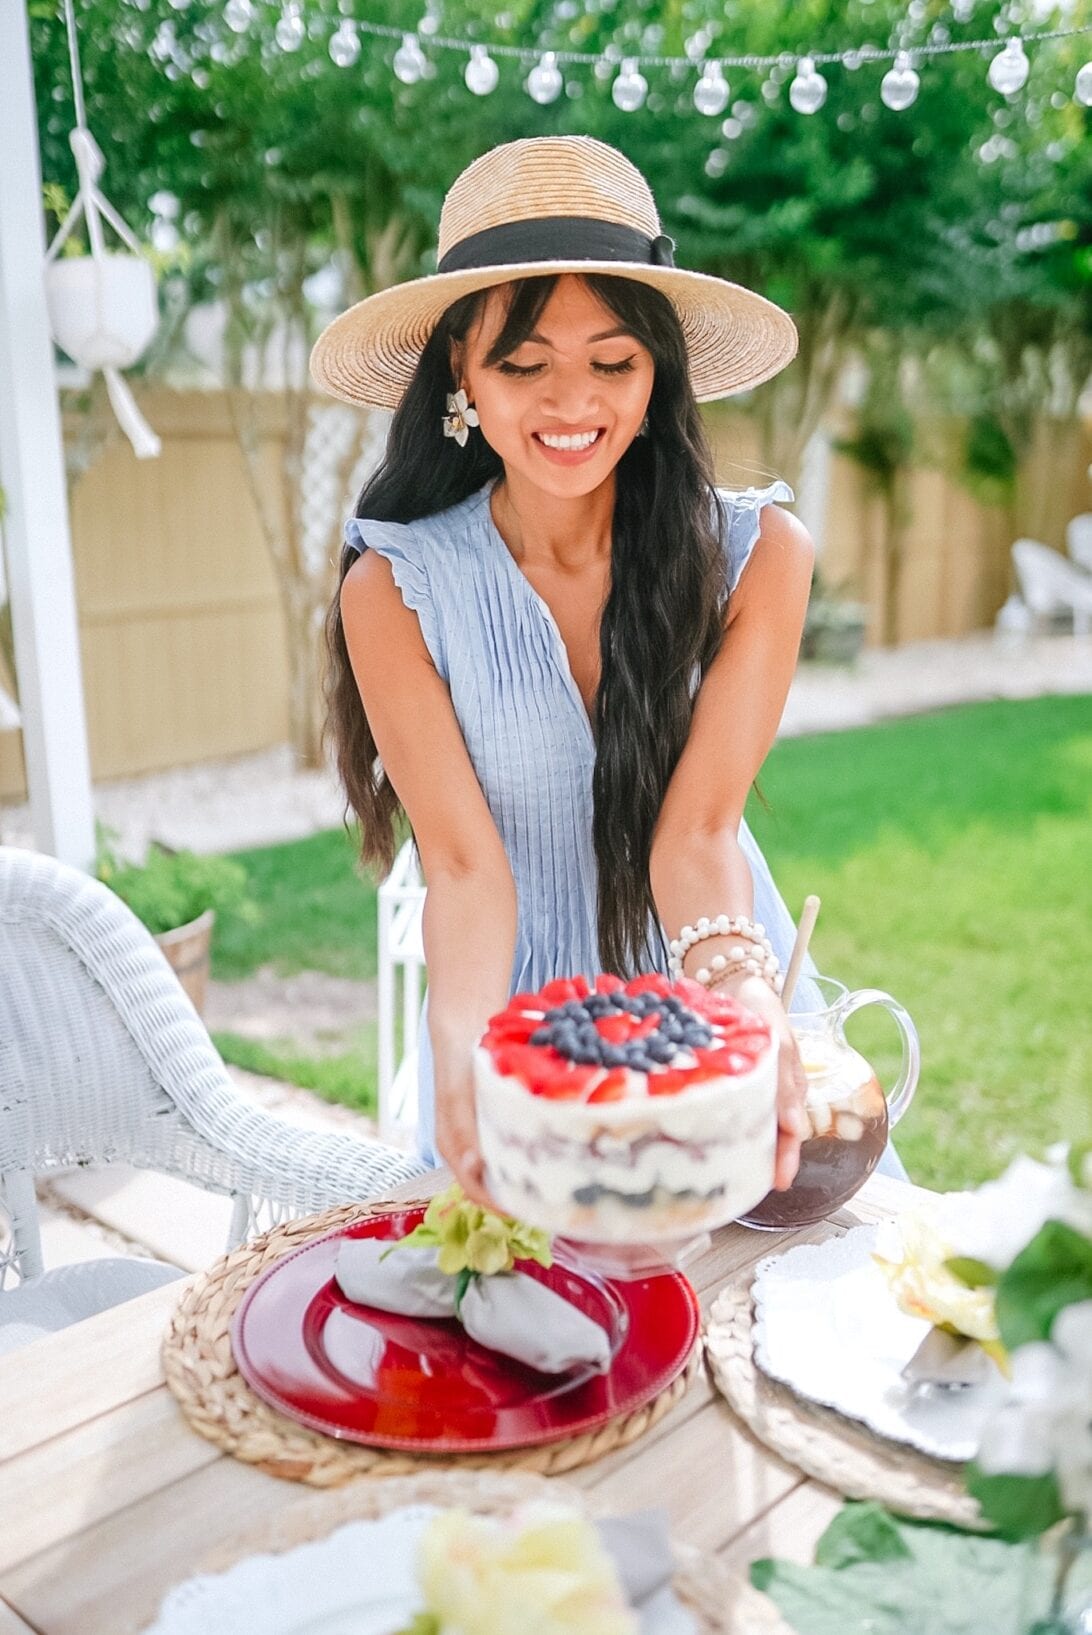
44, 123, 161, 458
44, 251, 158, 371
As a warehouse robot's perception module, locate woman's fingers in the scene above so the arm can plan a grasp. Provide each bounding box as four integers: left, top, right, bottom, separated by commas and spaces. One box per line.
772, 1034, 807, 1191
435, 1082, 497, 1209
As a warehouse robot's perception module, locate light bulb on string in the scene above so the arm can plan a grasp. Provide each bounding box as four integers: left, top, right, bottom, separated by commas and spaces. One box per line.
988, 38, 1030, 95
466, 44, 499, 95
329, 19, 360, 67
393, 32, 427, 83
612, 58, 648, 112
881, 50, 920, 110
223, 0, 254, 34
274, 1, 305, 52
789, 56, 827, 114
1076, 61, 1092, 105
694, 61, 730, 117
526, 51, 563, 104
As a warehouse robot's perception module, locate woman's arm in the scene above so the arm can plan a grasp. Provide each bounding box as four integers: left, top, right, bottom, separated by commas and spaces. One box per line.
341, 549, 515, 1201
650, 501, 814, 1188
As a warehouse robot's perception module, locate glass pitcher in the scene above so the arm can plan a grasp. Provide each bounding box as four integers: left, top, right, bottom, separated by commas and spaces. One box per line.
738, 974, 920, 1229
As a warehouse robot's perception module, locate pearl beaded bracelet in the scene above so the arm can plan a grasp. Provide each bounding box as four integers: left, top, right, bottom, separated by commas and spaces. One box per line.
668, 914, 782, 993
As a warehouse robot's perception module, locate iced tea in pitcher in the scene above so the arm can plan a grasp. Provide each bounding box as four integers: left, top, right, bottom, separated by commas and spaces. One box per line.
738, 975, 919, 1229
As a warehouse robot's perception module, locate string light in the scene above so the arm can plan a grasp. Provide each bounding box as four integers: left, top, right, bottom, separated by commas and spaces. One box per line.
1076, 59, 1092, 105
223, 0, 254, 33
392, 31, 427, 82
693, 61, 730, 117
988, 37, 1031, 95
329, 18, 360, 66
211, 2, 1092, 120
789, 56, 827, 114
880, 50, 920, 109
526, 51, 563, 104
465, 43, 499, 95
612, 57, 648, 112
273, 1, 305, 53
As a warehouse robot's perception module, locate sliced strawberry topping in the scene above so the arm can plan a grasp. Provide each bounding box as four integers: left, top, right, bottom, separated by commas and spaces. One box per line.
624, 973, 672, 998
593, 1013, 632, 1044
540, 976, 590, 1004
587, 1069, 628, 1103
594, 973, 626, 994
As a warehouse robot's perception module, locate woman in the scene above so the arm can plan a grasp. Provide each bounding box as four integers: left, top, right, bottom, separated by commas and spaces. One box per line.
316, 136, 842, 1204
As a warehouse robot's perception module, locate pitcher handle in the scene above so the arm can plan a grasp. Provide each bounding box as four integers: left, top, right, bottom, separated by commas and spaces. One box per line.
835, 989, 920, 1128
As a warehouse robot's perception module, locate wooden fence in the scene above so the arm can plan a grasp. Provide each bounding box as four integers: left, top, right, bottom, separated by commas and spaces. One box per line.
0, 389, 1087, 801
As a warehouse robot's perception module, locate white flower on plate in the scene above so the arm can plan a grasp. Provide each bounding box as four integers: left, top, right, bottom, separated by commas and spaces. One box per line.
976, 1300, 1092, 1520
873, 1210, 1004, 1356
443, 389, 480, 447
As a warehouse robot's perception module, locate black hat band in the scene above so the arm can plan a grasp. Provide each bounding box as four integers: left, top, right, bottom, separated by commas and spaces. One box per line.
437, 217, 676, 276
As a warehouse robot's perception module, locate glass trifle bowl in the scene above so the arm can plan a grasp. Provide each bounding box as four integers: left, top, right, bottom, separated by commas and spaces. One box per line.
474, 973, 780, 1251
737, 973, 920, 1229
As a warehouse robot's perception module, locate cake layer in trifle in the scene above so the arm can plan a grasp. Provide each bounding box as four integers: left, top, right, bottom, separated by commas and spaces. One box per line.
474, 974, 779, 1243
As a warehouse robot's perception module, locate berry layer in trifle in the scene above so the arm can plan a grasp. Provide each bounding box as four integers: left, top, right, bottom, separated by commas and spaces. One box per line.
474, 973, 778, 1243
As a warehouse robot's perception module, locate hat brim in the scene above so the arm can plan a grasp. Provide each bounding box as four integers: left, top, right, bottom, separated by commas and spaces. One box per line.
310, 260, 798, 410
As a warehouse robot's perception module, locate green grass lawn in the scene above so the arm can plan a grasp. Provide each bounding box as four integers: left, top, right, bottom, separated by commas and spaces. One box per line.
211, 695, 1092, 1188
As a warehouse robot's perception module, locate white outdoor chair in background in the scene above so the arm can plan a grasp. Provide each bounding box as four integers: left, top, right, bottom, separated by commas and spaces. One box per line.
377, 837, 426, 1144
1011, 538, 1092, 636
1066, 513, 1092, 575
0, 845, 428, 1355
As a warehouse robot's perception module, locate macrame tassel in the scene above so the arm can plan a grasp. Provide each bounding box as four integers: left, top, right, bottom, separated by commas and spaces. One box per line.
104, 368, 161, 460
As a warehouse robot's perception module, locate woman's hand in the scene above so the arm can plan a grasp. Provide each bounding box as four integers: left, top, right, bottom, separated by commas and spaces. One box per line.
714, 973, 807, 1191
433, 1057, 497, 1209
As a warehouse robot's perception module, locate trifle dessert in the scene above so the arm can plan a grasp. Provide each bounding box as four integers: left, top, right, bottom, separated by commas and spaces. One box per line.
474, 973, 778, 1243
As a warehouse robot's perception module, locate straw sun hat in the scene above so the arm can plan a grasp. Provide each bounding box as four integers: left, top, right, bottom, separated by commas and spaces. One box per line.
310, 135, 798, 410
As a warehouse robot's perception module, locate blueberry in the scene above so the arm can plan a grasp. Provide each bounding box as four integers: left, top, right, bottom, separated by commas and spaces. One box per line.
614, 995, 643, 1015
530, 1027, 552, 1046
572, 1045, 603, 1065
648, 1037, 676, 1064
562, 1000, 586, 1020
626, 1049, 654, 1072
662, 1019, 684, 1043
543, 1006, 566, 1023
601, 1045, 628, 1067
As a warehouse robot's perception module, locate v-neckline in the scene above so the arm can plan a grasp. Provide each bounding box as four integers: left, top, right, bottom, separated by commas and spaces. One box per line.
480, 481, 599, 748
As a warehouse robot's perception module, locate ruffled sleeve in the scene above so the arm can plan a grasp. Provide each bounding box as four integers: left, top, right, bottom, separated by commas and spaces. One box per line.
714, 479, 796, 594
343, 516, 447, 681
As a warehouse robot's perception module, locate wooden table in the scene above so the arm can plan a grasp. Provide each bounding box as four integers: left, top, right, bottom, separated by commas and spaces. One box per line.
0, 1171, 928, 1634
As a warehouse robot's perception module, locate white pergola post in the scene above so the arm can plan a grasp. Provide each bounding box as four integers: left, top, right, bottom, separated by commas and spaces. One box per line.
0, 1, 95, 869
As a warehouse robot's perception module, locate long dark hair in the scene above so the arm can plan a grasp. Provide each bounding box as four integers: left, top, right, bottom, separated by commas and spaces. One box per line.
324, 274, 727, 975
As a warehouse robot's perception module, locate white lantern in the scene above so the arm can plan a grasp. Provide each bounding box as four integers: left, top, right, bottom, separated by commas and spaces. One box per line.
44, 253, 158, 371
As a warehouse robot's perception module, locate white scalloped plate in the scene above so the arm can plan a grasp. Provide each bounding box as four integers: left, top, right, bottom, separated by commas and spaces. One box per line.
143, 1505, 699, 1635
751, 1225, 1011, 1463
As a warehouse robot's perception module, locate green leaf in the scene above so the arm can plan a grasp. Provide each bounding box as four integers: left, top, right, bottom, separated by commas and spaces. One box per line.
995, 1222, 1092, 1350
814, 1502, 913, 1569
390, 1616, 441, 1635
945, 1256, 1000, 1289
453, 1266, 473, 1319
964, 1469, 1068, 1542
751, 1505, 1052, 1635
1067, 1142, 1092, 1191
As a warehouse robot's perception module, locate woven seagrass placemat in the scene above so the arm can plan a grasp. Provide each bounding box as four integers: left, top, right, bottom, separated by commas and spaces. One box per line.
162, 1198, 700, 1487
704, 1274, 983, 1526
174, 1468, 792, 1635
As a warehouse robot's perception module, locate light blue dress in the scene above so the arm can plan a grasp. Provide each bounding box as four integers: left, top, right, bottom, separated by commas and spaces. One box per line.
345, 477, 907, 1181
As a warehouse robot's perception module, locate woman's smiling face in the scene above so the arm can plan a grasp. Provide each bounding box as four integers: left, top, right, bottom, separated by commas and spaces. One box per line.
456, 274, 655, 498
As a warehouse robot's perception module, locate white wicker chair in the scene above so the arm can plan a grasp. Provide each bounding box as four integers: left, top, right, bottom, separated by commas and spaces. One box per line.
0, 846, 428, 1352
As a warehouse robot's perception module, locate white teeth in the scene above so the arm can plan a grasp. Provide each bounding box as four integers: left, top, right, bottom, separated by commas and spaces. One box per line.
540, 430, 599, 450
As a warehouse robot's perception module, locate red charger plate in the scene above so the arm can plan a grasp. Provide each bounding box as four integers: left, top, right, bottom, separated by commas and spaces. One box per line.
230, 1206, 701, 1453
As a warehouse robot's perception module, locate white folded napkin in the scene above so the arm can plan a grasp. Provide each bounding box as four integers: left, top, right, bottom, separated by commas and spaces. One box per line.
333, 1239, 612, 1375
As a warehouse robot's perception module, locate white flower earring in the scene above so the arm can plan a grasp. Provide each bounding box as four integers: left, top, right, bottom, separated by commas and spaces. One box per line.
443, 388, 479, 447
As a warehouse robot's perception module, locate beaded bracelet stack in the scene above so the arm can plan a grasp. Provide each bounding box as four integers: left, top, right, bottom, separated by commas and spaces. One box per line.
667, 914, 782, 994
